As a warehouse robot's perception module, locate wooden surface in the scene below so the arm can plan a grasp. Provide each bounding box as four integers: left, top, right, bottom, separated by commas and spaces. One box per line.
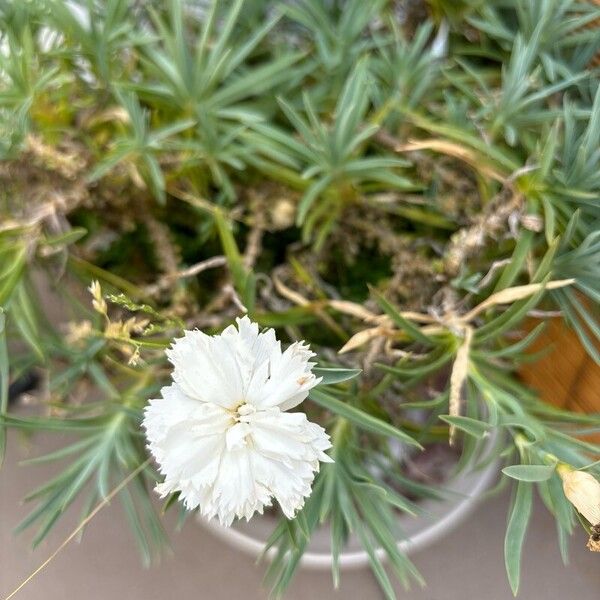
519, 319, 600, 415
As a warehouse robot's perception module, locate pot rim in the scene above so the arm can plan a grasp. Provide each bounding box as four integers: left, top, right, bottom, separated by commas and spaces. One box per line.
200, 440, 499, 569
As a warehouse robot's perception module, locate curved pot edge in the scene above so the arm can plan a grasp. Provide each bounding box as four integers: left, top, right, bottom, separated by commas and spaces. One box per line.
199, 454, 499, 570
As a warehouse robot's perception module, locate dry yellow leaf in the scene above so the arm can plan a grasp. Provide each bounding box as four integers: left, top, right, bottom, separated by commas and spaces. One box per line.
339, 326, 393, 354
448, 326, 473, 445
272, 274, 310, 306
461, 279, 575, 322
393, 138, 507, 183
328, 299, 381, 323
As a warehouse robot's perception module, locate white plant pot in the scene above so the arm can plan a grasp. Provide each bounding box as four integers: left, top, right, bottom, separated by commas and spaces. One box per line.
199, 437, 499, 569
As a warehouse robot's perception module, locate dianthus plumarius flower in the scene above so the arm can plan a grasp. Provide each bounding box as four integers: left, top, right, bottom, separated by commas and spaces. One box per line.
143, 316, 332, 526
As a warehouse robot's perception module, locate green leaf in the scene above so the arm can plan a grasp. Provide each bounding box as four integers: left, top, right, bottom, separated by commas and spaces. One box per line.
376, 349, 452, 379
330, 507, 345, 588
355, 520, 397, 600
478, 322, 545, 359
438, 415, 489, 439
309, 389, 422, 449
161, 491, 181, 515
540, 195, 555, 246
213, 208, 254, 311
502, 464, 555, 482
43, 227, 87, 247
11, 282, 44, 360
371, 287, 433, 345
0, 247, 26, 305
494, 231, 534, 292
19, 437, 98, 466
313, 367, 362, 385
143, 154, 165, 204
497, 415, 545, 441
505, 481, 533, 596
296, 175, 333, 226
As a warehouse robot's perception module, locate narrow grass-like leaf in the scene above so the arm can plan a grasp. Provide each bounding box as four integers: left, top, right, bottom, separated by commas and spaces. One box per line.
313, 367, 362, 385
354, 520, 397, 600
438, 415, 489, 439
494, 231, 534, 292
376, 349, 452, 379
310, 389, 422, 448
213, 208, 252, 309
502, 464, 555, 482
371, 288, 434, 345
505, 481, 533, 596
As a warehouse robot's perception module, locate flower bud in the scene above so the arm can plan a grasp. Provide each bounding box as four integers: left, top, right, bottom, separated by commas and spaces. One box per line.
558, 465, 600, 552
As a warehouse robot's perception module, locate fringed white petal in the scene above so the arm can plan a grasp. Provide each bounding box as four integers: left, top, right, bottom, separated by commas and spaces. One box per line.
143, 317, 332, 525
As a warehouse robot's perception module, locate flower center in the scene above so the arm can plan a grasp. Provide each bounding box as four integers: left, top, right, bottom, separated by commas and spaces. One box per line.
224, 403, 257, 451
234, 402, 256, 422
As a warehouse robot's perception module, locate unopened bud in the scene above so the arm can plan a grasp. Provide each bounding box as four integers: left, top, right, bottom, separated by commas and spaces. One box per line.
558, 465, 600, 552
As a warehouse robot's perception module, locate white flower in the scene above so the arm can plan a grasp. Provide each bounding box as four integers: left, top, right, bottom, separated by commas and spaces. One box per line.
143, 316, 332, 526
